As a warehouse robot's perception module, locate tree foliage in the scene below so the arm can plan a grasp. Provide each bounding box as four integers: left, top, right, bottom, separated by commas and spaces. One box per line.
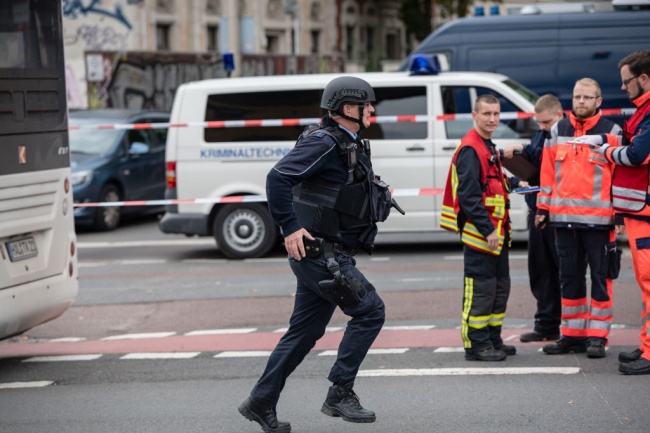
399, 0, 433, 42
435, 0, 475, 18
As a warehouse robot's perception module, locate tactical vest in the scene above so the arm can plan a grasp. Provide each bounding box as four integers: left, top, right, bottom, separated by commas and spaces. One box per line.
612, 93, 650, 213
291, 125, 380, 247
440, 128, 510, 255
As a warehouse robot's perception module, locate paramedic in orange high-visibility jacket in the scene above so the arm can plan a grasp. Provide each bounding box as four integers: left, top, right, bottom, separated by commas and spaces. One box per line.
440, 94, 514, 362
575, 51, 650, 375
536, 78, 621, 360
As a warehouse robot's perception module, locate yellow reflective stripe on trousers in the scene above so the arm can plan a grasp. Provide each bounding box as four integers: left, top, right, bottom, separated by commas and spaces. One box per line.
488, 312, 505, 327
462, 277, 473, 348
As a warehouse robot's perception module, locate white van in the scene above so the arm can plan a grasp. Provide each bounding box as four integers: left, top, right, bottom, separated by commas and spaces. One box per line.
160, 63, 538, 259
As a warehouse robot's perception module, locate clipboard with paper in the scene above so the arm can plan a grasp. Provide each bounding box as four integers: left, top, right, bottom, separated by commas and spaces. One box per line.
500, 150, 539, 182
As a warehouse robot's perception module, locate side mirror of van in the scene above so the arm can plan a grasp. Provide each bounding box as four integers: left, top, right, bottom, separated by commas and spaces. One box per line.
129, 142, 150, 156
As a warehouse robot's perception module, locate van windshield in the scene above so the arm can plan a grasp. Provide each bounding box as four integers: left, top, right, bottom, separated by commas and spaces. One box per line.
503, 79, 538, 106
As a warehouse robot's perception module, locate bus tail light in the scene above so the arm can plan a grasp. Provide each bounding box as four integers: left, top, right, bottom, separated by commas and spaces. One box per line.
166, 161, 177, 189
69, 261, 74, 277
70, 240, 75, 257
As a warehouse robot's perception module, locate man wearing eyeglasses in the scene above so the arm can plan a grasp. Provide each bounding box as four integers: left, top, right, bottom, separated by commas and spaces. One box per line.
535, 78, 621, 359
574, 50, 650, 375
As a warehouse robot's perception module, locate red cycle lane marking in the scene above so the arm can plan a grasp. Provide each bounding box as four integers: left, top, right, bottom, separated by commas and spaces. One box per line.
0, 328, 639, 359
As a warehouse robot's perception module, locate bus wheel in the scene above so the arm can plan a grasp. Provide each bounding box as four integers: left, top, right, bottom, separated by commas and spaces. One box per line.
93, 184, 121, 231
213, 203, 278, 259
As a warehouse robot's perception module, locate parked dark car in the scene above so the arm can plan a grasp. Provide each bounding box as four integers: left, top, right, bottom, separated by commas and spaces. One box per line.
69, 109, 170, 231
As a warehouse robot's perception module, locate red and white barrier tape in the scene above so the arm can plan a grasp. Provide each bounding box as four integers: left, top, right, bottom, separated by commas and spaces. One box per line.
73, 188, 445, 208
67, 108, 636, 131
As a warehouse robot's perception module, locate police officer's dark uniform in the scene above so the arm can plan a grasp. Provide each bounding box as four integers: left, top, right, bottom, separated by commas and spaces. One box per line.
238, 76, 401, 433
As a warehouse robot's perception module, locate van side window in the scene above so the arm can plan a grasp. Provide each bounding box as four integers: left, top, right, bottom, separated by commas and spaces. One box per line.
204, 90, 321, 142
363, 86, 427, 140
441, 86, 536, 140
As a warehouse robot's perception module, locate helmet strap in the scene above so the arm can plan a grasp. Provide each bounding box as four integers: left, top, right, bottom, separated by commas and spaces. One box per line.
336, 103, 366, 132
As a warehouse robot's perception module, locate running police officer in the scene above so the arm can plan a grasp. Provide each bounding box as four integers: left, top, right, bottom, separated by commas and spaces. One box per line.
238, 76, 402, 433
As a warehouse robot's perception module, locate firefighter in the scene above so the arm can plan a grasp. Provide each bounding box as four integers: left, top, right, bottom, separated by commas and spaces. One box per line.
441, 94, 515, 362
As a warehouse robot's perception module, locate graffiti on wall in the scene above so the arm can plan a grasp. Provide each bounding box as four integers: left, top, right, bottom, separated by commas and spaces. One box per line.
86, 51, 228, 111
74, 24, 128, 50
63, 0, 132, 29
86, 52, 345, 111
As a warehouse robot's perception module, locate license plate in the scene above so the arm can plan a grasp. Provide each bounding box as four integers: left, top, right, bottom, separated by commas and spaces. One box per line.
6, 237, 38, 262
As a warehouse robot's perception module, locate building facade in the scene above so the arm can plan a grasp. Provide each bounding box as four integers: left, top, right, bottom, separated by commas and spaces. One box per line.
63, 0, 407, 109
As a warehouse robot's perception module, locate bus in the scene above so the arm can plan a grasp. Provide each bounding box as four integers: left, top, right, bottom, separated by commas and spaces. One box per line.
0, 0, 78, 340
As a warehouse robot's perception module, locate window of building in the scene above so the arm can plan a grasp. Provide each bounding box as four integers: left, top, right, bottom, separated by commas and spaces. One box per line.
207, 25, 219, 52
346, 26, 355, 60
266, 34, 280, 54
310, 30, 320, 54
366, 27, 375, 54
386, 33, 398, 59
156, 23, 172, 51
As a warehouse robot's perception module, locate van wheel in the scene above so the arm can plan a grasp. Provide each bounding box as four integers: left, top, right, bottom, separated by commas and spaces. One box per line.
213, 203, 278, 259
93, 184, 121, 231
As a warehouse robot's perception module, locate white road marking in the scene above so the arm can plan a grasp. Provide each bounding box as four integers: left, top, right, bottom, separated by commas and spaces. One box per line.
214, 351, 272, 358
383, 325, 435, 331
78, 239, 215, 248
273, 326, 342, 333
0, 381, 54, 389
120, 352, 200, 360
433, 347, 465, 353
358, 367, 581, 377
444, 254, 527, 260
185, 328, 257, 336
319, 348, 409, 356
116, 259, 167, 265
23, 355, 102, 362
101, 332, 176, 340
48, 337, 87, 343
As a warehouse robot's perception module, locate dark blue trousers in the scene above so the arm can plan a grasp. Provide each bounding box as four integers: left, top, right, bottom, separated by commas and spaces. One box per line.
250, 252, 385, 407
527, 211, 561, 335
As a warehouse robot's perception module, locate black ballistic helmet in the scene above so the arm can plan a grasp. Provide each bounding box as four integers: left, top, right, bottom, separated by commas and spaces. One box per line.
320, 76, 376, 111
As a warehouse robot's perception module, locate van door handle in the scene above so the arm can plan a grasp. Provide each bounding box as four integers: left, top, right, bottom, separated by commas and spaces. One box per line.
406, 145, 425, 151
443, 145, 457, 150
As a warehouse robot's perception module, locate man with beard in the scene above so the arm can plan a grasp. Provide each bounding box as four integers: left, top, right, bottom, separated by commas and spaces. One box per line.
536, 78, 621, 359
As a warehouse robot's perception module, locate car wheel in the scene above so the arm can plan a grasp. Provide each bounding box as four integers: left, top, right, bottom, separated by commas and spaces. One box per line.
93, 184, 121, 231
213, 203, 278, 259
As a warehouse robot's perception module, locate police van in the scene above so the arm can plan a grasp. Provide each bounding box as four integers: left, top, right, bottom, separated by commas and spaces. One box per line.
160, 57, 538, 259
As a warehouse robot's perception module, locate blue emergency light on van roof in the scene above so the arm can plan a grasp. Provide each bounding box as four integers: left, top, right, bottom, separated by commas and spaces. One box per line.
407, 54, 441, 76
222, 52, 235, 71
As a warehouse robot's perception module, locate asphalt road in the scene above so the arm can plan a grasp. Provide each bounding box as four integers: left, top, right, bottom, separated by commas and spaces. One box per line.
0, 216, 647, 433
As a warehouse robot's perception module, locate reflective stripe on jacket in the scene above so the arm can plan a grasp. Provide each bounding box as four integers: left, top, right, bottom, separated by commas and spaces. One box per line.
537, 112, 621, 228
441, 128, 510, 255
608, 91, 650, 214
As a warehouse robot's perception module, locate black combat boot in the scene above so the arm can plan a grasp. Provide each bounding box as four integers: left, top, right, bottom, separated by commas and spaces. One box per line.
238, 396, 291, 433
618, 348, 643, 363
321, 382, 376, 423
